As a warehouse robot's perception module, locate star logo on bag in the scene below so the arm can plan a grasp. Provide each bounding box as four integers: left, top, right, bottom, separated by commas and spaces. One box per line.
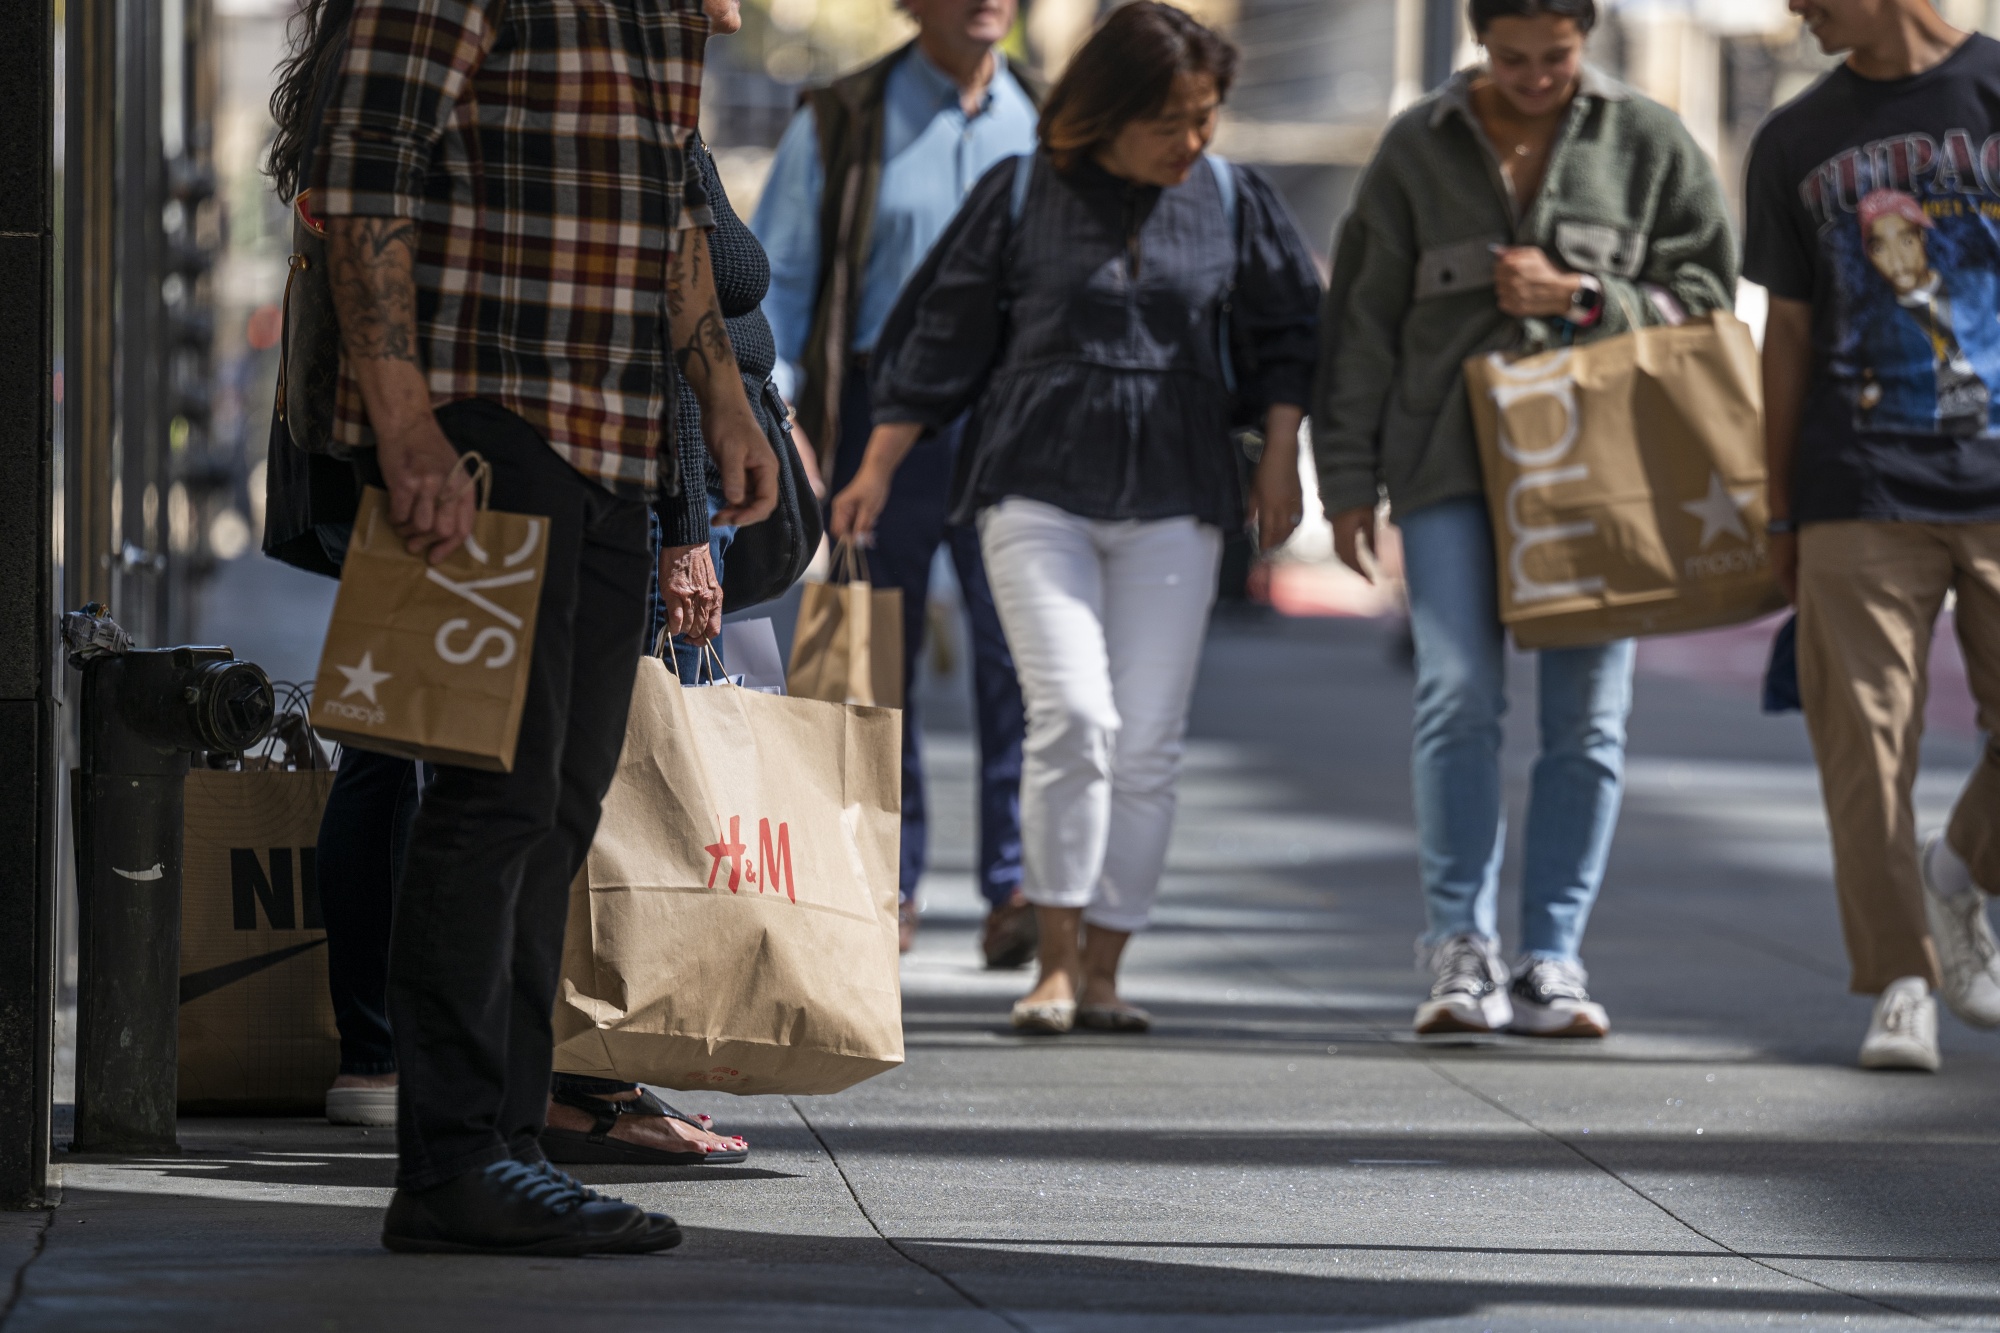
1681, 472, 1758, 549
335, 652, 393, 704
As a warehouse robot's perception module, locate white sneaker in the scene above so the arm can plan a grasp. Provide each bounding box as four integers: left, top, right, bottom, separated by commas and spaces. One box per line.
1858, 977, 1941, 1072
326, 1084, 398, 1126
1508, 957, 1610, 1038
1921, 833, 2000, 1028
1414, 934, 1513, 1034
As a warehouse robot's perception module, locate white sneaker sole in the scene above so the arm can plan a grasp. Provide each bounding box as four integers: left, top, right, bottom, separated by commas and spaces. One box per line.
1858, 1039, 1940, 1072
1414, 990, 1512, 1035
1510, 998, 1610, 1038
326, 1086, 398, 1127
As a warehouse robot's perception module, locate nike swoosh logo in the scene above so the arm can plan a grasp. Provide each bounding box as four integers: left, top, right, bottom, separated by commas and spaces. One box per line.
179, 938, 326, 1005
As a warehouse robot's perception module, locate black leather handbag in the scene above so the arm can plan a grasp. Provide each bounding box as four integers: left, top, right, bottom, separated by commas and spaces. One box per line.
721, 383, 823, 613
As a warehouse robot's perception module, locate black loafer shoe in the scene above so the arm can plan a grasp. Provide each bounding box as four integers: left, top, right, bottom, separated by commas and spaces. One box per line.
381, 1159, 651, 1256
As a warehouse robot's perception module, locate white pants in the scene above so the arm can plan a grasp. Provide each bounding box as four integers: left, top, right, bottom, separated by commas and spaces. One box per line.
978, 499, 1222, 932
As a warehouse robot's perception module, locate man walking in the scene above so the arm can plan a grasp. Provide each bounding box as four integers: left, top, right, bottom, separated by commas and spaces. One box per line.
752, 0, 1037, 963
1746, 0, 2000, 1072
319, 0, 777, 1251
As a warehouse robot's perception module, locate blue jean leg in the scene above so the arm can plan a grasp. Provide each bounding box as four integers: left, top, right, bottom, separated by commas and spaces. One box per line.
1401, 499, 1509, 945
1398, 498, 1634, 959
1521, 636, 1634, 959
947, 521, 1026, 907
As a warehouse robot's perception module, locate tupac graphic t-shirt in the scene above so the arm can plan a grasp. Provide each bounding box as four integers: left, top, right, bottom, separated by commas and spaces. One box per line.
1744, 34, 2000, 524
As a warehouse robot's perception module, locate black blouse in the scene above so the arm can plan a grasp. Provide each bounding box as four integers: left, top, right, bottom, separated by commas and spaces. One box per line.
663, 135, 782, 547
871, 153, 1321, 532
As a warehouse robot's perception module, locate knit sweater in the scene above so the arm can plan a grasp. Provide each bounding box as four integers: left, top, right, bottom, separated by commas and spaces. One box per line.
1310, 65, 1737, 519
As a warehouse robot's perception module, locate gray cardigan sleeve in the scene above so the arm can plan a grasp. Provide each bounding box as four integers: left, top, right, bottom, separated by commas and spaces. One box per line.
1309, 151, 1417, 517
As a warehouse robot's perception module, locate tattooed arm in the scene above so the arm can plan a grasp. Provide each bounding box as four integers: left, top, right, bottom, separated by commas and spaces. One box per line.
327, 215, 475, 562
666, 226, 779, 527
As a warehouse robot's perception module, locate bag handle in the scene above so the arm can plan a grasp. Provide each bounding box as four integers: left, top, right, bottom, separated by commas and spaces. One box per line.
830, 538, 869, 586
441, 450, 493, 512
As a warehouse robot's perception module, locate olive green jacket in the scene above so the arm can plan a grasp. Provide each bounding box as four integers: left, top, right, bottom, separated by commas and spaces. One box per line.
1310, 66, 1737, 519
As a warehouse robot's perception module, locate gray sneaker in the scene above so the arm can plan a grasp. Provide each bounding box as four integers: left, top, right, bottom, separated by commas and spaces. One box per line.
1858, 976, 1940, 1072
1414, 934, 1513, 1035
1920, 833, 2000, 1029
1508, 957, 1610, 1038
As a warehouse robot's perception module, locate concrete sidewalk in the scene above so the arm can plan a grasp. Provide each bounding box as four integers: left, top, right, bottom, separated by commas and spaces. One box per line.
9, 614, 2000, 1331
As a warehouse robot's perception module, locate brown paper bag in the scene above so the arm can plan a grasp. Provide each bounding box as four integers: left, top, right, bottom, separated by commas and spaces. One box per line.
1463, 311, 1786, 650
552, 659, 904, 1096
178, 767, 339, 1113
786, 541, 904, 708
311, 469, 548, 770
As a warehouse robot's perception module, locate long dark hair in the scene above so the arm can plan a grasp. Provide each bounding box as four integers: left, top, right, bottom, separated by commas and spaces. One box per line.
1038, 2, 1238, 173
266, 0, 354, 201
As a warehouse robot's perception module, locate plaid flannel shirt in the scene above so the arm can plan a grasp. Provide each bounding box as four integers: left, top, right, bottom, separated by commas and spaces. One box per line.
316, 0, 711, 499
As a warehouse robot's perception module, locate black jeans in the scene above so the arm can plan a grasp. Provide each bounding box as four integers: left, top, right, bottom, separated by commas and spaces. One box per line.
317, 746, 421, 1075
383, 400, 652, 1190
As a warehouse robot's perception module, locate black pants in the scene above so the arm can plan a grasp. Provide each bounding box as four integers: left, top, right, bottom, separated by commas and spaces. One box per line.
317, 747, 421, 1076
384, 400, 652, 1190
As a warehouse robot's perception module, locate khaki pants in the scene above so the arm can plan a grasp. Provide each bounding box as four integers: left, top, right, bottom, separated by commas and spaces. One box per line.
1797, 521, 2000, 994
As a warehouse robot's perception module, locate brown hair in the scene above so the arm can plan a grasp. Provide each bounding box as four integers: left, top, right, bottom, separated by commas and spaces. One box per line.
1038, 2, 1239, 172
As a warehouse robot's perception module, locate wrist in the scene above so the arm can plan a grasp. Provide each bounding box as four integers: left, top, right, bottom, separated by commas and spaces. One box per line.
1565, 274, 1603, 325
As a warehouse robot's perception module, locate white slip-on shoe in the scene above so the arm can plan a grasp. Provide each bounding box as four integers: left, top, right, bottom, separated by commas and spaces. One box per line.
326, 1084, 398, 1127
1414, 934, 1513, 1035
1508, 957, 1610, 1038
1921, 833, 2000, 1029
1859, 976, 1941, 1072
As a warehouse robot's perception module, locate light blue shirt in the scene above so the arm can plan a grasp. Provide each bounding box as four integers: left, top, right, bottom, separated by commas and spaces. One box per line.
751, 47, 1039, 403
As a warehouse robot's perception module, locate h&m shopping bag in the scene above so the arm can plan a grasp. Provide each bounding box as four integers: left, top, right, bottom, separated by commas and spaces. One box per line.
1463, 311, 1786, 650
552, 658, 904, 1096
178, 762, 339, 1112
311, 464, 548, 770
786, 541, 903, 707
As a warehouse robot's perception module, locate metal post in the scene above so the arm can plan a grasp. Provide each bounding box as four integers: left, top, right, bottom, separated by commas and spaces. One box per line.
69, 642, 273, 1154
0, 0, 59, 1210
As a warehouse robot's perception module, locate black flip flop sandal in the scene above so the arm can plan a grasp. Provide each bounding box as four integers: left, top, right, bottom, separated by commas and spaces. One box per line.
540, 1085, 750, 1166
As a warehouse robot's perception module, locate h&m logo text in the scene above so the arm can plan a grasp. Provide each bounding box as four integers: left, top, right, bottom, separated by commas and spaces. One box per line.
703, 816, 797, 902
230, 847, 322, 931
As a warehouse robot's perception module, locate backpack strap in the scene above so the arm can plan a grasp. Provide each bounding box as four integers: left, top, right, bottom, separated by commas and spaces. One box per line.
1009, 152, 1035, 225
1207, 153, 1243, 399
1207, 152, 1239, 244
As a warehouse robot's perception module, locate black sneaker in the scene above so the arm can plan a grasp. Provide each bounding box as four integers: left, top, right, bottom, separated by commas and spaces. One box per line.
381, 1158, 653, 1256
525, 1160, 682, 1254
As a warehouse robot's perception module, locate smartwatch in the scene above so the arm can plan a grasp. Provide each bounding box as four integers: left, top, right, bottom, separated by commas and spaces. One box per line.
1567, 274, 1604, 324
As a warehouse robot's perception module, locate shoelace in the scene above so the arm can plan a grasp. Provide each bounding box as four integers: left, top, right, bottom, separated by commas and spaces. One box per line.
1518, 961, 1590, 1004
1880, 988, 1924, 1036
1947, 892, 1997, 969
1431, 938, 1497, 998
486, 1159, 586, 1215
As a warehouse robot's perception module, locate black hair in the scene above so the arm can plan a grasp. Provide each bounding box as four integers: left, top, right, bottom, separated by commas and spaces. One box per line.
265, 0, 353, 201
1468, 0, 1597, 35
1039, 2, 1239, 172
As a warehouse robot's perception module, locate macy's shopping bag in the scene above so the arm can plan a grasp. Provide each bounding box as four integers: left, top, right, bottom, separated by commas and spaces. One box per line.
1463, 311, 1785, 650
311, 471, 548, 770
178, 764, 339, 1112
786, 542, 903, 708
552, 659, 904, 1096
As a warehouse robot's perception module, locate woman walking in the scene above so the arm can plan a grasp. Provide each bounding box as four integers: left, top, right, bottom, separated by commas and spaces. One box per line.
831, 1, 1321, 1034
1313, 0, 1736, 1037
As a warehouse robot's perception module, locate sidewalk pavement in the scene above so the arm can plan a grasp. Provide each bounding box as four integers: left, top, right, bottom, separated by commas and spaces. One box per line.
9, 613, 1999, 1332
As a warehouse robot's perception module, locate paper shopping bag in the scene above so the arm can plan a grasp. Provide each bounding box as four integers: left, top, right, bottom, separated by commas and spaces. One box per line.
178, 766, 339, 1112
552, 659, 904, 1096
786, 541, 903, 708
311, 473, 548, 770
1463, 311, 1786, 650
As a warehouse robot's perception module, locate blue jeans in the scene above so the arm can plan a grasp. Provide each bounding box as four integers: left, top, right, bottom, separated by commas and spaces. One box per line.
1399, 498, 1635, 961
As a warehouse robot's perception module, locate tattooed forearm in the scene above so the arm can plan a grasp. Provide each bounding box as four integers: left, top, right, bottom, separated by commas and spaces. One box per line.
665, 226, 704, 321
328, 216, 421, 365
667, 227, 739, 398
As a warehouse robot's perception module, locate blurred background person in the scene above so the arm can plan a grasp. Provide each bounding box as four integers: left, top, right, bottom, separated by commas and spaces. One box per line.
1312, 0, 1736, 1040
834, 1, 1321, 1033
752, 0, 1039, 964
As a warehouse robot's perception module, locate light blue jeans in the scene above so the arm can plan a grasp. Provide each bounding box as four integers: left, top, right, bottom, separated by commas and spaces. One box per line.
1399, 498, 1636, 962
